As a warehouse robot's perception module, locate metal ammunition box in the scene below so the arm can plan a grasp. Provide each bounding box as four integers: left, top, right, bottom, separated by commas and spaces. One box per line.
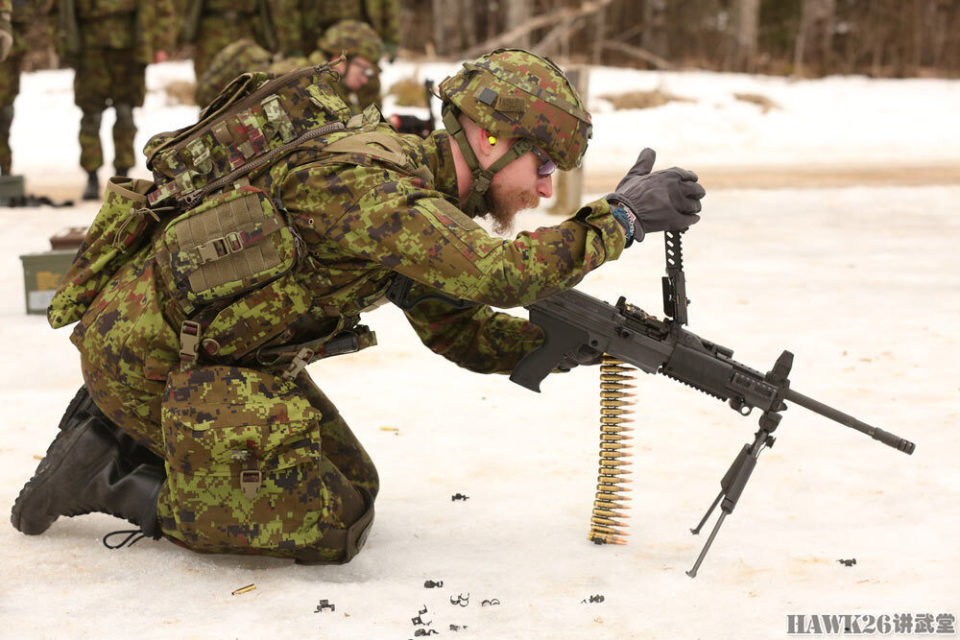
49, 226, 89, 251
20, 250, 77, 315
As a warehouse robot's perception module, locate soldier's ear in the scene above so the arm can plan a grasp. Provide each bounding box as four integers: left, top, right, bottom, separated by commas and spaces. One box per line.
477, 128, 498, 158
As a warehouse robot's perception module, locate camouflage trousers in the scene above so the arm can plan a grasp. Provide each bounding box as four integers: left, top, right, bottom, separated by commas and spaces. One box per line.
0, 50, 24, 175
75, 252, 379, 562
73, 48, 146, 172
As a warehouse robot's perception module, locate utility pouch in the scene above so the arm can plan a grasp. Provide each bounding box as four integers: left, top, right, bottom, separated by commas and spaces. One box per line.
159, 365, 326, 553
48, 176, 160, 328
156, 186, 297, 316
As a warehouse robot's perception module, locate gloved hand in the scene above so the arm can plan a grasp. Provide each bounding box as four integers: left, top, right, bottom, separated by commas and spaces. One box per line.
607, 148, 705, 245
0, 14, 13, 63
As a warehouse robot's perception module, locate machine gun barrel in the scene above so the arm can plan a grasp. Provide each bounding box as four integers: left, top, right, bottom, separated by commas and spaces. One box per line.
784, 388, 915, 454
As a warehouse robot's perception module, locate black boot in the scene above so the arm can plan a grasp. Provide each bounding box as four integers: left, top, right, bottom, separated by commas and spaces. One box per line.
114, 168, 128, 178
11, 415, 165, 538
81, 170, 100, 200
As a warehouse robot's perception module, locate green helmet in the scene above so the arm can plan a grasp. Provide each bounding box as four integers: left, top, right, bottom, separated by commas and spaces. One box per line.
317, 20, 383, 67
438, 48, 592, 214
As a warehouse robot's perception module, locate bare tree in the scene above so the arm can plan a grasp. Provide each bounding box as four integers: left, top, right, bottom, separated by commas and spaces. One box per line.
731, 0, 761, 72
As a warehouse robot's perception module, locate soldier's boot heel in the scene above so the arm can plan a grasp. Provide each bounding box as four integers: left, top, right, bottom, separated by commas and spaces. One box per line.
82, 170, 99, 201
11, 417, 165, 538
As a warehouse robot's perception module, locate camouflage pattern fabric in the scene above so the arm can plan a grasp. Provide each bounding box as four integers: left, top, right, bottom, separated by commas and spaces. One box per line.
62, 0, 175, 172
438, 48, 592, 171
155, 365, 369, 559
272, 0, 397, 60
193, 37, 326, 109
1, 0, 54, 173
180, 0, 278, 80
61, 53, 625, 559
74, 48, 145, 172
315, 20, 384, 111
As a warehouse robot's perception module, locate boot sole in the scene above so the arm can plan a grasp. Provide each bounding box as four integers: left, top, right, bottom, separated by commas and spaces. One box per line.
11, 420, 115, 535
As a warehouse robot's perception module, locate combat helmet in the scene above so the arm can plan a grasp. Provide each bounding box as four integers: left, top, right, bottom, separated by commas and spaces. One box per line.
438, 48, 592, 215
317, 19, 384, 69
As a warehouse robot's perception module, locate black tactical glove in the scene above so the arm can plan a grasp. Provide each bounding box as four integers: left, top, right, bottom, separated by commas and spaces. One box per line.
607, 148, 705, 245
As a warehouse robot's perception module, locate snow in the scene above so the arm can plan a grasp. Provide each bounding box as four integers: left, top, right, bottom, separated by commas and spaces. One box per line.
1, 60, 958, 639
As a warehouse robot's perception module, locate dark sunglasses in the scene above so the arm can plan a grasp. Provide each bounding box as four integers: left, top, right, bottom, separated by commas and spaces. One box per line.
531, 145, 557, 177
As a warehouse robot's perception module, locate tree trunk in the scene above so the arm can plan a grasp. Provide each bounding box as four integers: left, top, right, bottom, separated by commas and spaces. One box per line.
506, 0, 533, 50
732, 0, 760, 72
641, 0, 668, 60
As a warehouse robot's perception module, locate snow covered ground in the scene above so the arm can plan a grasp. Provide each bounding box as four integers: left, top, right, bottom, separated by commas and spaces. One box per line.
1, 60, 958, 639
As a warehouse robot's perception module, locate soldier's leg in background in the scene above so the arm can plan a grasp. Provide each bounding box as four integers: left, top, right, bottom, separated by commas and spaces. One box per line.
0, 103, 12, 175
112, 103, 136, 176
0, 51, 23, 174
74, 49, 109, 174
107, 50, 145, 176
296, 372, 380, 498
156, 365, 373, 564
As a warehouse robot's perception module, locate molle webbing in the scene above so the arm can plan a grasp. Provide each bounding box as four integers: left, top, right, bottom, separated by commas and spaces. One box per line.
145, 64, 353, 211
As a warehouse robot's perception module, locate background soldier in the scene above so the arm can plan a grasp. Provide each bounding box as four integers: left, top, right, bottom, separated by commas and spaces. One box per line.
178, 0, 279, 80
273, 0, 398, 110
59, 0, 175, 200
0, 0, 54, 175
11, 49, 704, 564
194, 19, 382, 112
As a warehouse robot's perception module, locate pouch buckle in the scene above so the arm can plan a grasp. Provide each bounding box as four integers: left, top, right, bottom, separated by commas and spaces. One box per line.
179, 320, 202, 364
240, 469, 262, 500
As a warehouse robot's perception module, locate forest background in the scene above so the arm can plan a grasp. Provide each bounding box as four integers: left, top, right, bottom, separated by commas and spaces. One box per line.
17, 0, 960, 78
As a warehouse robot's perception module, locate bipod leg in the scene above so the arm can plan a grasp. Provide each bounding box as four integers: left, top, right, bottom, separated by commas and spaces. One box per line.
685, 428, 772, 577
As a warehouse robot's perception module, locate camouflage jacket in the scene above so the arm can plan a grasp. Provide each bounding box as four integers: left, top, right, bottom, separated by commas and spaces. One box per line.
238, 121, 625, 374
59, 0, 176, 62
73, 125, 625, 388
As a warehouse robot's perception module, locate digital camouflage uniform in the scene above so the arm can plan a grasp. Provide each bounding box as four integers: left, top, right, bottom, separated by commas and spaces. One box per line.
23, 51, 626, 563
194, 20, 381, 112
273, 0, 397, 110
0, 0, 54, 174
60, 0, 175, 174
193, 37, 326, 108
179, 0, 279, 80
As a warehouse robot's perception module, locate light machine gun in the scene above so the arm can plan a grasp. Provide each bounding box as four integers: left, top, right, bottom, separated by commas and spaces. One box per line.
509, 230, 915, 577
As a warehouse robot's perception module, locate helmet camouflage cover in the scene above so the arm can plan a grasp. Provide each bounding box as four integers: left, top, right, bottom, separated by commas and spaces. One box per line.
317, 19, 384, 68
438, 48, 592, 170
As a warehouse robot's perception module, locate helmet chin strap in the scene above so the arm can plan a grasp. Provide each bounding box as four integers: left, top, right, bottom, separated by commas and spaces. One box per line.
442, 105, 533, 217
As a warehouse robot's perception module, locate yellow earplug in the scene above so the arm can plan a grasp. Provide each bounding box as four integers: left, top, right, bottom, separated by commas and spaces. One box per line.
488, 135, 498, 145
